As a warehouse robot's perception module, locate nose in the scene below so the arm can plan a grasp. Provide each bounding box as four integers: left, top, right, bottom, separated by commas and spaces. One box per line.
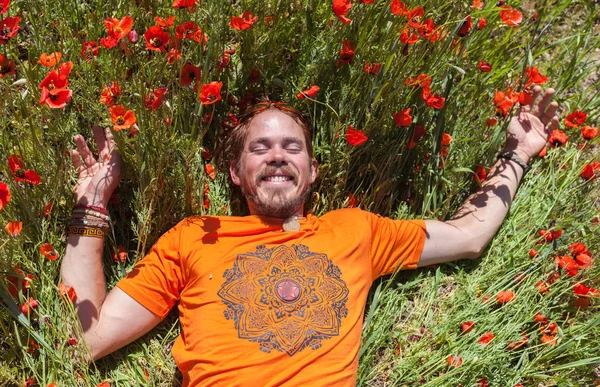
267, 145, 287, 166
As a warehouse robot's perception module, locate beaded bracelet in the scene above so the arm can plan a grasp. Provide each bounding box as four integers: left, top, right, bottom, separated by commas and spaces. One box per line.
70, 219, 109, 229
71, 208, 110, 221
74, 204, 108, 215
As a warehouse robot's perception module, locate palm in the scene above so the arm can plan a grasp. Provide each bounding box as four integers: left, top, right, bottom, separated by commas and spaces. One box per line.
72, 126, 121, 208
504, 87, 560, 161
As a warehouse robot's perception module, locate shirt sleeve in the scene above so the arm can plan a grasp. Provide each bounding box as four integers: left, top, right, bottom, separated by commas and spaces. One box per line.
116, 221, 187, 319
364, 211, 427, 280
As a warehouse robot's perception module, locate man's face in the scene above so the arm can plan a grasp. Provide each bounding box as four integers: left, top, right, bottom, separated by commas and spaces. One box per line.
230, 109, 317, 218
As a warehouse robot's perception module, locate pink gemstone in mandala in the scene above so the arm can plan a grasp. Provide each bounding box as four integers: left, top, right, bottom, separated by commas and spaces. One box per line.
276, 279, 301, 302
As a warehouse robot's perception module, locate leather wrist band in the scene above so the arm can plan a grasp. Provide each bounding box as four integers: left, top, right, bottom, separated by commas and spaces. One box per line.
497, 151, 530, 173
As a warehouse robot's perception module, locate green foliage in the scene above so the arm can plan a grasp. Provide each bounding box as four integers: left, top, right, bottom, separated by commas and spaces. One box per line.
0, 0, 599, 385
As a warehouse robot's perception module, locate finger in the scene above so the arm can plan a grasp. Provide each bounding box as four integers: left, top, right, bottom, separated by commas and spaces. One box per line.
94, 125, 109, 162
70, 149, 85, 171
533, 88, 555, 116
541, 101, 559, 126
527, 85, 543, 110
547, 116, 560, 133
74, 134, 96, 168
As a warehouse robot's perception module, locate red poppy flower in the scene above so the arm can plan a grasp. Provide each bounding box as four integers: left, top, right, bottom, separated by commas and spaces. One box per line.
110, 105, 137, 130
113, 245, 128, 263
564, 110, 586, 128
506, 336, 529, 351
424, 93, 445, 109
0, 0, 10, 15
205, 164, 216, 180
400, 27, 419, 45
100, 82, 122, 106
541, 333, 556, 345
524, 66, 548, 87
537, 146, 547, 157
363, 63, 382, 75
499, 6, 523, 27
144, 87, 167, 110
486, 118, 498, 127
405, 74, 431, 88
346, 126, 368, 146
40, 87, 72, 109
529, 249, 538, 258
172, 0, 198, 8
66, 337, 79, 346
478, 332, 494, 345
569, 242, 589, 256
229, 11, 258, 31
574, 282, 599, 297
155, 16, 176, 28
536, 281, 549, 295
337, 39, 355, 66
493, 88, 518, 116
20, 297, 38, 316
471, 0, 484, 9
447, 355, 462, 368
517, 87, 535, 105
581, 125, 598, 140
0, 53, 15, 78
180, 63, 201, 88
390, 0, 409, 16
175, 21, 199, 40
574, 253, 593, 269
38, 52, 61, 67
144, 26, 170, 52
5, 221, 22, 237
473, 165, 487, 183
199, 81, 222, 105
81, 41, 99, 62
407, 124, 426, 149
0, 16, 20, 44
496, 290, 515, 304
580, 161, 600, 181
418, 19, 437, 41
58, 282, 77, 302
100, 36, 118, 49
477, 61, 492, 72
104, 16, 134, 41
0, 182, 11, 211
457, 15, 472, 37
438, 133, 451, 147
407, 6, 424, 29
40, 243, 59, 261
297, 85, 320, 99
96, 382, 110, 387
167, 48, 182, 64
548, 129, 568, 148
555, 255, 579, 276
478, 18, 486, 30
193, 29, 208, 44
537, 229, 562, 243
8, 155, 41, 185
460, 321, 474, 333
393, 108, 412, 127
332, 0, 352, 24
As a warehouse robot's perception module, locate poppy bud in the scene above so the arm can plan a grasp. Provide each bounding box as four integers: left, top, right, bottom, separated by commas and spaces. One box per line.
402, 43, 409, 56
128, 29, 139, 43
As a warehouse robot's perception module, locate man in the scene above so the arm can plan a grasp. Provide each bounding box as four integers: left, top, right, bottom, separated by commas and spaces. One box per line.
62, 87, 559, 386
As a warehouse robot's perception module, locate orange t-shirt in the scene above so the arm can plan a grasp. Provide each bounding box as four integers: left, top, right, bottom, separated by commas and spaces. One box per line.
116, 208, 426, 386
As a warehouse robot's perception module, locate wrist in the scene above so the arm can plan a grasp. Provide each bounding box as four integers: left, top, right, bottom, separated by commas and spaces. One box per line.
502, 147, 531, 165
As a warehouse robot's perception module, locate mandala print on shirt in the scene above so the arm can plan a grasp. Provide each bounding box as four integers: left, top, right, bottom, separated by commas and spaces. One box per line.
217, 244, 350, 356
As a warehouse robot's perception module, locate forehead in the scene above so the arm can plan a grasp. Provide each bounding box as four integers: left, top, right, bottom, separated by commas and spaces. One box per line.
244, 109, 306, 145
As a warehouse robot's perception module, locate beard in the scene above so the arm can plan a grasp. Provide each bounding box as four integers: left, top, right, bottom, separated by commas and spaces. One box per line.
240, 165, 312, 218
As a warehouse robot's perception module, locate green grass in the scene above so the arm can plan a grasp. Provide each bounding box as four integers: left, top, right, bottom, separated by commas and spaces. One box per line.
1, 0, 599, 385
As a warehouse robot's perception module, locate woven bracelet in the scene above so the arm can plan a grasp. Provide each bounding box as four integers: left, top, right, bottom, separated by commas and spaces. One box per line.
73, 205, 109, 216
68, 226, 106, 238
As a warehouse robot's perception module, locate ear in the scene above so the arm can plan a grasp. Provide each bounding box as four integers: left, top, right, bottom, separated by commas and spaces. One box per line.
229, 161, 241, 186
309, 157, 318, 184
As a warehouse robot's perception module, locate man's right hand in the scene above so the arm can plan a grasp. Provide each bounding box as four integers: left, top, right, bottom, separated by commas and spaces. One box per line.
71, 125, 121, 209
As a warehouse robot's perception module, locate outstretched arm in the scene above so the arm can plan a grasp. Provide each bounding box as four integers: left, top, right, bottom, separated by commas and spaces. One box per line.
61, 126, 161, 360
418, 86, 559, 267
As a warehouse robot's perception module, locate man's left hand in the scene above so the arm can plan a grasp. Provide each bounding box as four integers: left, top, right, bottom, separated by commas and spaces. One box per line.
505, 86, 559, 163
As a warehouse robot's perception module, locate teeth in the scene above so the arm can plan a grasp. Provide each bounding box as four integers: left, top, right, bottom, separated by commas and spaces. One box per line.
264, 176, 291, 182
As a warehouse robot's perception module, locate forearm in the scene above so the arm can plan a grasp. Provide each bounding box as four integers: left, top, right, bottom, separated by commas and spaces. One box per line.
446, 154, 527, 254
60, 234, 107, 334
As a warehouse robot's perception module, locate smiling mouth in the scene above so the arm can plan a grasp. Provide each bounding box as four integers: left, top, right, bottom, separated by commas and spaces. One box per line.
262, 175, 294, 182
